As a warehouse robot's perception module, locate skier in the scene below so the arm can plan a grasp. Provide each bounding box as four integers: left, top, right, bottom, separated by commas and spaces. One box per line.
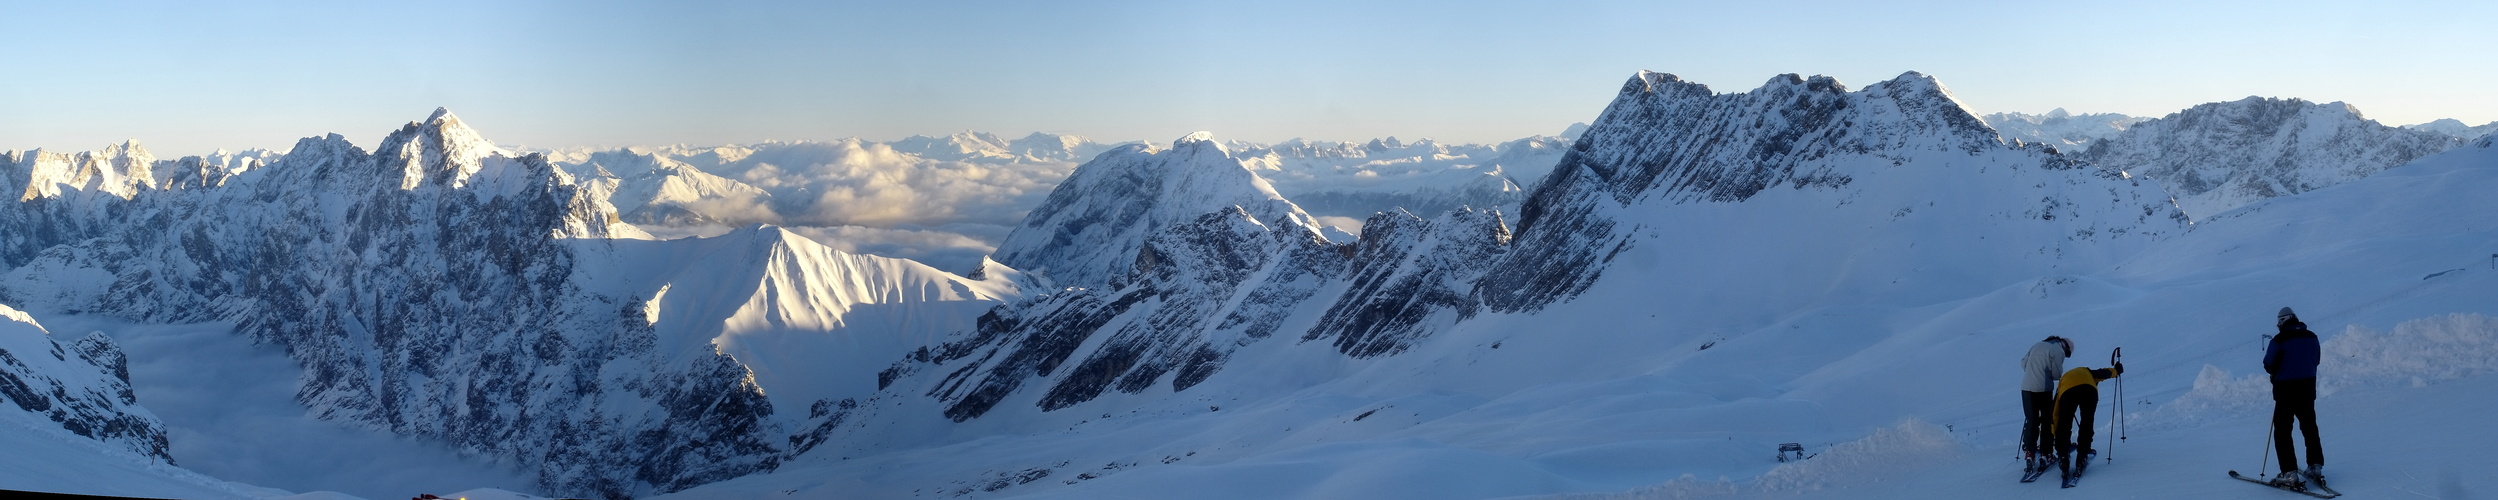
2051, 360, 2122, 486
2018, 336, 2071, 478
2266, 307, 2326, 490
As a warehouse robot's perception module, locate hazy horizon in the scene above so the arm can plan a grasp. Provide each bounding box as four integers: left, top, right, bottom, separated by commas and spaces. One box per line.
8, 0, 2495, 155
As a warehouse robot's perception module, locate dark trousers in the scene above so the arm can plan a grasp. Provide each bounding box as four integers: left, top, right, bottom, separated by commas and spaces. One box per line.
2055, 384, 2098, 468
2273, 378, 2324, 473
2020, 390, 2053, 457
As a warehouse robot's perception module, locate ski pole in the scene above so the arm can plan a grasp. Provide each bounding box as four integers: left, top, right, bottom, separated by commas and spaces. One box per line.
2109, 347, 2122, 462
2260, 421, 2275, 478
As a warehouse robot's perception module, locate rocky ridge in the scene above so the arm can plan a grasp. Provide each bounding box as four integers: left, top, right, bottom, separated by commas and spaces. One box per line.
2081, 96, 2462, 220
0, 303, 171, 463
0, 109, 858, 499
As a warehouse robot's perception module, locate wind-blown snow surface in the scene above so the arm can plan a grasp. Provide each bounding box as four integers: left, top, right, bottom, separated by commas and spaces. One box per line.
0, 110, 1024, 499
2081, 97, 2462, 220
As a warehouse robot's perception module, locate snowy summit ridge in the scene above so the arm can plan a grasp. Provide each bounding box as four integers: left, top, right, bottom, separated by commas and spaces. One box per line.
990, 131, 1326, 289
1485, 70, 2184, 311
2081, 96, 2462, 220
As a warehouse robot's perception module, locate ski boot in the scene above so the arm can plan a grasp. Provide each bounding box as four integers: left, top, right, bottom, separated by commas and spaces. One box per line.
2268, 473, 2307, 492
2303, 465, 2328, 489
2058, 454, 2077, 488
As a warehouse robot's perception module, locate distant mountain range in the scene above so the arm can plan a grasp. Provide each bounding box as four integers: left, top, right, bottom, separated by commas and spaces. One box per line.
3, 74, 2494, 500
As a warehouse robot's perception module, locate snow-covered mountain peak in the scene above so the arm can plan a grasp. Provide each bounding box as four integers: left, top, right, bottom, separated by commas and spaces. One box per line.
1621, 70, 1713, 97
1488, 70, 2183, 311
1173, 130, 1227, 155
374, 107, 508, 190
1981, 109, 2146, 151
1564, 70, 2010, 209
2405, 117, 2498, 140
991, 131, 1321, 289
3, 139, 161, 200
2080, 95, 2462, 220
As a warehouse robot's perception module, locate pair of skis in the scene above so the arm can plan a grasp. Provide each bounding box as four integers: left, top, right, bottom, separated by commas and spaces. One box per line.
2018, 347, 2125, 488
2228, 470, 2340, 498
2015, 451, 2092, 487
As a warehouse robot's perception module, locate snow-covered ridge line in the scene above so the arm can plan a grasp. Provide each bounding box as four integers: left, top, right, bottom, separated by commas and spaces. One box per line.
2080, 96, 2462, 220
990, 132, 1328, 290
1, 110, 809, 499
802, 71, 2188, 490
1980, 108, 2147, 151
0, 303, 170, 463
1482, 70, 2183, 312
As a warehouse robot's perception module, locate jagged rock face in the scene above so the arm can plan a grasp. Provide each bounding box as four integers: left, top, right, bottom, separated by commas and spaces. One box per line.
1481, 71, 2187, 313
858, 71, 2187, 443
0, 110, 782, 499
992, 133, 1325, 289
0, 304, 171, 462
1981, 108, 2147, 151
2082, 97, 2462, 220
1304, 207, 1508, 357
892, 203, 1346, 422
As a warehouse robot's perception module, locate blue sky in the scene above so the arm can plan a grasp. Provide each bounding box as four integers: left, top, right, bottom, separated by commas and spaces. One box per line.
5, 0, 2493, 154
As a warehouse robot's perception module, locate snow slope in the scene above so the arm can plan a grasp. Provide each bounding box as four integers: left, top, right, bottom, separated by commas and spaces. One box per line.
660, 73, 2496, 500
0, 304, 269, 499
660, 69, 2193, 498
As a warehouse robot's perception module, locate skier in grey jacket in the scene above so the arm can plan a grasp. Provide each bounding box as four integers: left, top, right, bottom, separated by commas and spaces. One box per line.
2019, 336, 2071, 475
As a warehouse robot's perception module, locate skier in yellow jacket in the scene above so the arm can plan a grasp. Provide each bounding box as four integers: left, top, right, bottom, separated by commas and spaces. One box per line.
2051, 362, 2123, 486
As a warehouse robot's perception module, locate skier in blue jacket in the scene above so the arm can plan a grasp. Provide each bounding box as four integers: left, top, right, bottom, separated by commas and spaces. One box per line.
2265, 307, 2325, 490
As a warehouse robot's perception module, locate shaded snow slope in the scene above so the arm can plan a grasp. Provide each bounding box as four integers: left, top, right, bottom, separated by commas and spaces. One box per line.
2081, 97, 2461, 220
0, 303, 170, 462
0, 305, 267, 499
1481, 70, 2183, 313
663, 70, 2204, 499
34, 315, 536, 500
662, 74, 2498, 500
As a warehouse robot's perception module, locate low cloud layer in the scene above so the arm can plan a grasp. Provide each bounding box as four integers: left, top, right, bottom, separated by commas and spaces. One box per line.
719, 140, 1078, 228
